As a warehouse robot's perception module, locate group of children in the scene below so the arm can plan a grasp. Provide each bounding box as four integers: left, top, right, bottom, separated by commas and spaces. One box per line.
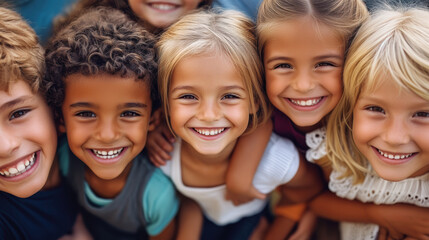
1, 0, 429, 239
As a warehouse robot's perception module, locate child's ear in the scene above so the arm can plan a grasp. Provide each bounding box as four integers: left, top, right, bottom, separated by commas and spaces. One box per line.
58, 117, 66, 133
148, 108, 162, 131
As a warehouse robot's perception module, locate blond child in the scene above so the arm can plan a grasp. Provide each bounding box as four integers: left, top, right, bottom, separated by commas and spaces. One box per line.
251, 0, 369, 238
156, 9, 323, 240
315, 6, 429, 239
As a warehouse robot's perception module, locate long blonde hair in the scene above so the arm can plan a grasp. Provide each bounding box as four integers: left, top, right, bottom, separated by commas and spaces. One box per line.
327, 7, 429, 183
157, 10, 271, 134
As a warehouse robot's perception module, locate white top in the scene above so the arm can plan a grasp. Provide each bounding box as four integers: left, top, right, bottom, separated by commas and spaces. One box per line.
160, 132, 300, 225
329, 166, 429, 240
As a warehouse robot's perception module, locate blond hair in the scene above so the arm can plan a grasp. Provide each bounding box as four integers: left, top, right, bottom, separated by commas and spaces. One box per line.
0, 7, 44, 93
257, 0, 368, 58
157, 10, 271, 134
327, 7, 429, 183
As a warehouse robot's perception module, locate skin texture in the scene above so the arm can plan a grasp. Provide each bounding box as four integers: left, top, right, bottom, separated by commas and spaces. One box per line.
61, 73, 154, 198
128, 0, 202, 31
353, 77, 429, 181
264, 16, 344, 132
0, 80, 57, 198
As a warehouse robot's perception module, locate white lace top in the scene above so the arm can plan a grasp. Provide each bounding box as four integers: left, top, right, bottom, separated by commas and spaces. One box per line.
329, 166, 429, 240
305, 127, 327, 163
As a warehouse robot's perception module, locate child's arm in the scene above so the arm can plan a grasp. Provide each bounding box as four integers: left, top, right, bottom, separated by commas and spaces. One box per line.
225, 120, 273, 205
310, 191, 429, 239
146, 110, 176, 167
281, 155, 325, 204
150, 219, 176, 240
176, 197, 203, 240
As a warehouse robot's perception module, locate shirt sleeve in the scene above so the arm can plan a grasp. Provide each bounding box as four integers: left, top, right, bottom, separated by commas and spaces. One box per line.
253, 133, 300, 193
142, 168, 179, 236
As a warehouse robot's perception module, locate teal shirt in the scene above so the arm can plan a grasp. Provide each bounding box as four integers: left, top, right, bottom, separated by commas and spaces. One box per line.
58, 136, 179, 236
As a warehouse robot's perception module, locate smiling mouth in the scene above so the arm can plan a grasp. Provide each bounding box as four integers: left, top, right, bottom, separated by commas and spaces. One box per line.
376, 148, 416, 160
91, 148, 124, 159
0, 152, 36, 177
193, 128, 226, 136
149, 3, 177, 11
289, 97, 323, 107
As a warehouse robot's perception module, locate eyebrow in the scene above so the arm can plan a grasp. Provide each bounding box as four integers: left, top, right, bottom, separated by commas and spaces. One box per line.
0, 96, 34, 112
171, 85, 245, 92
266, 54, 343, 64
69, 102, 147, 109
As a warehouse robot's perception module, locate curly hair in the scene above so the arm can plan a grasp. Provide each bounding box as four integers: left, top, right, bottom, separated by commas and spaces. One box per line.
0, 6, 44, 93
44, 6, 158, 124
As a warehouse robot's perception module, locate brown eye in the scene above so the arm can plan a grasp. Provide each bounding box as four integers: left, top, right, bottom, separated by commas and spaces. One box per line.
10, 109, 30, 120
75, 111, 96, 118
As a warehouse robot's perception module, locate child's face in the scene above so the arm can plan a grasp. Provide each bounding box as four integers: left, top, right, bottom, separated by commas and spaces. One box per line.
128, 0, 202, 30
168, 53, 250, 157
0, 80, 57, 198
353, 77, 429, 181
264, 17, 344, 131
61, 73, 154, 180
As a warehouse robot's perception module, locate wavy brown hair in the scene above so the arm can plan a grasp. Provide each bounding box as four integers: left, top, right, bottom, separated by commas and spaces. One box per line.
0, 6, 44, 93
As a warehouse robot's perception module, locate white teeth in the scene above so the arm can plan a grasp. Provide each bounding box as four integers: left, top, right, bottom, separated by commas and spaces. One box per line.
92, 148, 124, 159
8, 167, 18, 174
290, 98, 322, 106
378, 149, 413, 160
151, 3, 175, 11
17, 163, 25, 171
195, 128, 225, 136
1, 153, 36, 177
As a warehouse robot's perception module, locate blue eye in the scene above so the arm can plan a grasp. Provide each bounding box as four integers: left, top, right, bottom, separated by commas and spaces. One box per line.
316, 62, 336, 68
274, 63, 292, 69
179, 94, 197, 100
222, 94, 239, 100
121, 111, 140, 117
365, 106, 385, 113
10, 109, 30, 120
414, 111, 429, 118
75, 111, 96, 118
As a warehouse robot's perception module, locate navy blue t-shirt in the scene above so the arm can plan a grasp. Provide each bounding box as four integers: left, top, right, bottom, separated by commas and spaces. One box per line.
0, 180, 78, 240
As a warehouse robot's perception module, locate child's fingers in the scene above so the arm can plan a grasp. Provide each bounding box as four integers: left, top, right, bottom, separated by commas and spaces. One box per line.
161, 127, 176, 144
250, 186, 266, 200
156, 135, 175, 153
148, 153, 166, 167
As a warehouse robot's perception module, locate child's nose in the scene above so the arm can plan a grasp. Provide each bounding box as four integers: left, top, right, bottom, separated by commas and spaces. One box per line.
0, 128, 20, 157
291, 71, 315, 93
196, 100, 221, 122
95, 119, 120, 143
382, 118, 410, 145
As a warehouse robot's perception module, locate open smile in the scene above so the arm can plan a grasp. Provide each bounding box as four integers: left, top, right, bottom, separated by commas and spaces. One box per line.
149, 2, 178, 11
376, 148, 416, 160
0, 152, 37, 177
289, 97, 324, 107
193, 128, 226, 136
91, 147, 124, 159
